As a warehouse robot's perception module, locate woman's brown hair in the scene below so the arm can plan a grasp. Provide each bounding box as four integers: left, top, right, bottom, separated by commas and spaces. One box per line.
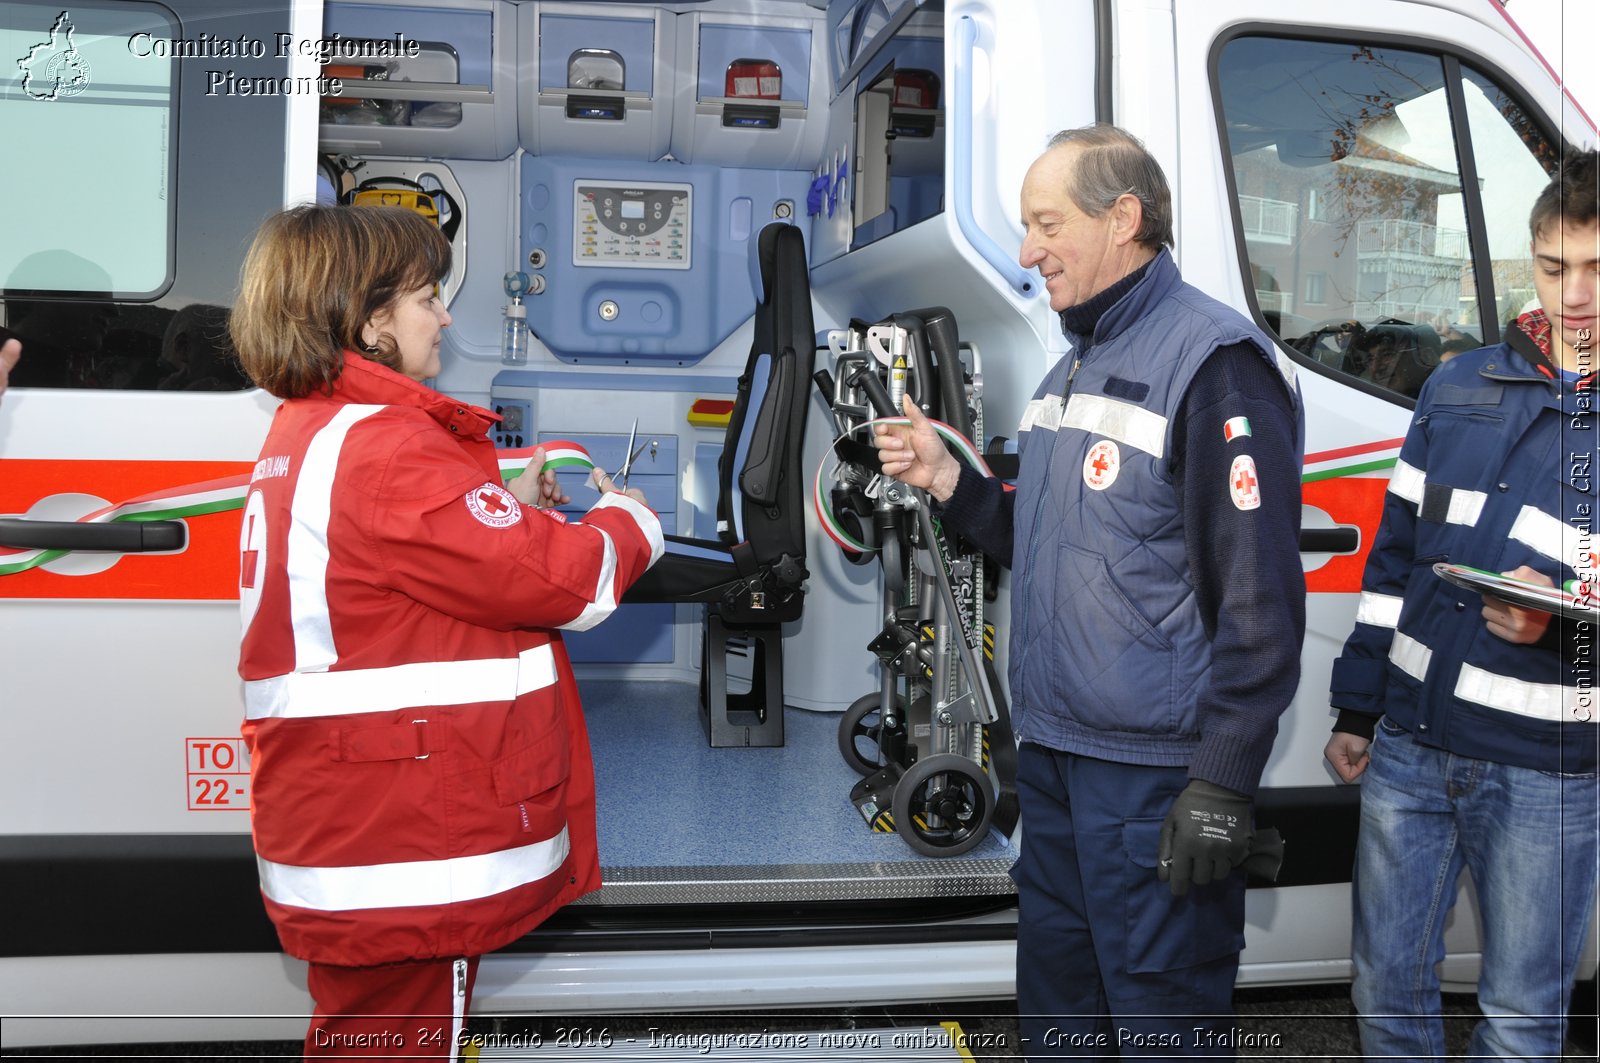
230, 205, 451, 398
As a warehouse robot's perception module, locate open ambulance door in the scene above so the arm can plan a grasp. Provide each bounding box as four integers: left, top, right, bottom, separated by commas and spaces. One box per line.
0, 0, 318, 1040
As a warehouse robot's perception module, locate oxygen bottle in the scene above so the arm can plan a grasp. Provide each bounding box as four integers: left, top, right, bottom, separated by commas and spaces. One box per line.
501, 271, 531, 366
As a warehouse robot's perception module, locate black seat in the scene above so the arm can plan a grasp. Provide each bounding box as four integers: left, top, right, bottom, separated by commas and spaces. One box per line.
623, 222, 813, 747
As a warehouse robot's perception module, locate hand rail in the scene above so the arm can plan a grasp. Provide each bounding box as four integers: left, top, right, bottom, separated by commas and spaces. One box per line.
953, 14, 1036, 298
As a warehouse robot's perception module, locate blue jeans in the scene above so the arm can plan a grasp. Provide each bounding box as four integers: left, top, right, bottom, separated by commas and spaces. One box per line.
1352, 719, 1599, 1062
1012, 744, 1246, 1061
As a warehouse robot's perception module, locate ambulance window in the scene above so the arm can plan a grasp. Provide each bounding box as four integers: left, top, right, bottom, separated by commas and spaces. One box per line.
1214, 36, 1559, 401
0, 0, 282, 392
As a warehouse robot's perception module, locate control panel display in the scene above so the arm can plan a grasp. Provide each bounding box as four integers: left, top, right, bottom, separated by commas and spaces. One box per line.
573, 181, 691, 269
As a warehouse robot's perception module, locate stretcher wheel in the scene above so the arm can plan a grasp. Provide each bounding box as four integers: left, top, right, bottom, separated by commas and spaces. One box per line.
890, 753, 994, 858
838, 692, 902, 775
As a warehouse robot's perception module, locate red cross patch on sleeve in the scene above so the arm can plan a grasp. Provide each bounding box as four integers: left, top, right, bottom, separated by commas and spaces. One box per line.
465, 482, 524, 528
1229, 455, 1261, 511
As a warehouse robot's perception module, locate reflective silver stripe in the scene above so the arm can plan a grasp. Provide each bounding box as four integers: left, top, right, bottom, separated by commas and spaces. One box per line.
1455, 663, 1595, 724
1389, 631, 1432, 681
243, 644, 558, 720
289, 404, 387, 671
1388, 459, 1424, 505
1510, 505, 1576, 565
1063, 393, 1168, 458
257, 828, 570, 912
1273, 350, 1299, 391
1443, 488, 1487, 527
595, 491, 665, 567
560, 494, 665, 632
1356, 591, 1404, 629
1019, 395, 1064, 433
561, 525, 620, 633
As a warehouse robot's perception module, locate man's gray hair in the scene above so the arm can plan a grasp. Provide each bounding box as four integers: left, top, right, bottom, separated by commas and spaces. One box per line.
1046, 125, 1175, 251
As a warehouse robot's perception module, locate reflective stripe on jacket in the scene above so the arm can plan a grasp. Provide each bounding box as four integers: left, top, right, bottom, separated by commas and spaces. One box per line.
1008, 250, 1300, 764
1331, 330, 1598, 773
238, 353, 663, 966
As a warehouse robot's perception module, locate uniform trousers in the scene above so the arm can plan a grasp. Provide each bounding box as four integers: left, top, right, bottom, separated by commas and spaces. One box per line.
1013, 743, 1247, 1061
305, 954, 480, 1060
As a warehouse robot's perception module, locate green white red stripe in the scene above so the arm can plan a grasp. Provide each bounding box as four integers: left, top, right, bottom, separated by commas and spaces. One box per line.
2, 443, 595, 578
498, 441, 594, 480
814, 416, 1003, 554
0, 473, 251, 577
1301, 437, 1404, 483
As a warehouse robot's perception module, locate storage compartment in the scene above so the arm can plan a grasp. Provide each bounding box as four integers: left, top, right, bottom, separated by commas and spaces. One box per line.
319, 0, 518, 159
669, 10, 829, 168
519, 3, 674, 161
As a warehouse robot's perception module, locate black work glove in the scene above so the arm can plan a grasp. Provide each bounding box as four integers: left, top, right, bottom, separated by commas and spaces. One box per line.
1157, 779, 1253, 897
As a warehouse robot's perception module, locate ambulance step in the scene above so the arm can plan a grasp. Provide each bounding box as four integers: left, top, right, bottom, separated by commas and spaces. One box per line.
469, 1023, 978, 1060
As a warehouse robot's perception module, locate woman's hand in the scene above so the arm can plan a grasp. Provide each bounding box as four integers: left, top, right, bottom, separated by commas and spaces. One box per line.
507, 447, 571, 509
874, 395, 962, 502
590, 466, 648, 506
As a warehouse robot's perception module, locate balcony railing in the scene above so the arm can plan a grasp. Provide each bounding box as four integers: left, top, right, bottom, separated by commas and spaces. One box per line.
1239, 195, 1298, 244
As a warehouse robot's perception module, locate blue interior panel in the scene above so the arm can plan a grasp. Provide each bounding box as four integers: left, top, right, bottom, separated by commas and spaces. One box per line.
520, 158, 811, 365
325, 3, 493, 84
538, 13, 656, 93
696, 25, 811, 102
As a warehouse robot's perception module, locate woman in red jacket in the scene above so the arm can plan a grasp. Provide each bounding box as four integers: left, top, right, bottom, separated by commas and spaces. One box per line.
230, 205, 662, 1057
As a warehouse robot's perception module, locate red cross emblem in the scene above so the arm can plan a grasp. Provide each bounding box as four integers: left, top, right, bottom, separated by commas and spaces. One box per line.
464, 483, 523, 528
476, 489, 512, 517
1229, 455, 1261, 511
1083, 439, 1120, 491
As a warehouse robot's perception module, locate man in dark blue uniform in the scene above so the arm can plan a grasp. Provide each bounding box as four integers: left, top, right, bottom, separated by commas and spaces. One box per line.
877, 124, 1305, 1059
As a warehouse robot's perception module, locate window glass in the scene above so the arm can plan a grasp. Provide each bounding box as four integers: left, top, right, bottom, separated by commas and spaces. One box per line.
1459, 65, 1562, 339
1216, 36, 1555, 399
1, 0, 291, 392
0, 1, 175, 296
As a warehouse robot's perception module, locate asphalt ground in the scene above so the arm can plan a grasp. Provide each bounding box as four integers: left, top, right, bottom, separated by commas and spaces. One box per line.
7, 982, 1599, 1060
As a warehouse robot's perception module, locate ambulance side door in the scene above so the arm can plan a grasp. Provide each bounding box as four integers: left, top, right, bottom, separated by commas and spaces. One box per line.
1175, 0, 1584, 791
0, 0, 310, 944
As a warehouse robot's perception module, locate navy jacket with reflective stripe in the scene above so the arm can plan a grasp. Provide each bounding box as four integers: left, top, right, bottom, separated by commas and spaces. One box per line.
1008, 250, 1302, 787
1330, 329, 1598, 773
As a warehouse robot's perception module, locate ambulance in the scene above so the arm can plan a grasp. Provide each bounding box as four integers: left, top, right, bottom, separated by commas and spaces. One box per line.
1, 0, 1595, 1047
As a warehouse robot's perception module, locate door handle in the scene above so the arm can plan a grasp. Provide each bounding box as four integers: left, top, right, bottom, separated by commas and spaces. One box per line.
0, 517, 187, 553
1299, 527, 1360, 554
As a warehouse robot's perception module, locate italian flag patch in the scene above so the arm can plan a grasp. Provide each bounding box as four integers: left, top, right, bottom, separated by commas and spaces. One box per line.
1223, 416, 1252, 442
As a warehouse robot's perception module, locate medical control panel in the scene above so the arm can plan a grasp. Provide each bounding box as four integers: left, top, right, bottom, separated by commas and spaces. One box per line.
573, 180, 692, 269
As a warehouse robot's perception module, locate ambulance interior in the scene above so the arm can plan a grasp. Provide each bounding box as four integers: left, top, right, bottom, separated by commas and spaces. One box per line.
4, 0, 1595, 1033
301, 0, 1024, 933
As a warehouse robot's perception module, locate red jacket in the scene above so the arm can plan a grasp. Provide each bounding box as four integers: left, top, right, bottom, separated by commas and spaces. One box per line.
237, 353, 662, 966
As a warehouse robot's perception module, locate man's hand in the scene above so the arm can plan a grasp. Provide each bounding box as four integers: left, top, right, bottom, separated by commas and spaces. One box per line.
874, 395, 961, 502
0, 338, 21, 401
1157, 780, 1254, 897
507, 447, 572, 509
1482, 564, 1554, 644
1323, 732, 1371, 783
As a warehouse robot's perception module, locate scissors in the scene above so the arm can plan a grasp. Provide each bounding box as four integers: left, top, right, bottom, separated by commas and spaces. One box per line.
618, 419, 654, 491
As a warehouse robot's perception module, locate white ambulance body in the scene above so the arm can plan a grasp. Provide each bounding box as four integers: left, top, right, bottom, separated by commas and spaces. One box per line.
0, 0, 1594, 1047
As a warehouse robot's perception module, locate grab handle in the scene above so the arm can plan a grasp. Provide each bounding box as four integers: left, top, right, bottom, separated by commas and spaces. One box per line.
953, 15, 1036, 299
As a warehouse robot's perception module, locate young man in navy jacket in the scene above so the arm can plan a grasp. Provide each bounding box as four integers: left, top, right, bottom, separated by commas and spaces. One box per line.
1326, 149, 1599, 1060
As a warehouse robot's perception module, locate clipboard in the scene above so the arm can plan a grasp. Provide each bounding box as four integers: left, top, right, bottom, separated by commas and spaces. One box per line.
1433, 563, 1600, 624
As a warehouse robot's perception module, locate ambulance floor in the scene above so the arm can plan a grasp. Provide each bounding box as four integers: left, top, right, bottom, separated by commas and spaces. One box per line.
576, 678, 1015, 898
